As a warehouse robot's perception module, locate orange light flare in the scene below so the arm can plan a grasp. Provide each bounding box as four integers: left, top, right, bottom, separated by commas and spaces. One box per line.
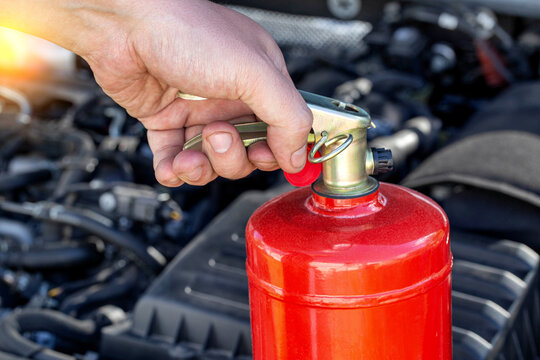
0, 27, 74, 78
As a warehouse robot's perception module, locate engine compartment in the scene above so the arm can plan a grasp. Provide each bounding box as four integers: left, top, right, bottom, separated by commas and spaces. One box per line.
0, 1, 539, 359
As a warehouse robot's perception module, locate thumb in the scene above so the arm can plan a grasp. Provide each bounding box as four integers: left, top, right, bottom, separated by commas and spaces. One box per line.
240, 62, 313, 174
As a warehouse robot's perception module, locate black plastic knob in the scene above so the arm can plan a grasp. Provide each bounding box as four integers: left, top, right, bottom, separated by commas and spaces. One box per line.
371, 148, 393, 175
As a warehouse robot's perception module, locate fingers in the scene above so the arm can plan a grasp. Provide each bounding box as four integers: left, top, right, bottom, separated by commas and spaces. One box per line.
139, 97, 252, 131
148, 128, 216, 186
201, 121, 256, 179
148, 128, 218, 186
149, 121, 266, 186
184, 125, 280, 176
247, 141, 279, 171
184, 125, 205, 143
145, 99, 261, 186
240, 60, 313, 174
147, 129, 185, 187
172, 150, 217, 186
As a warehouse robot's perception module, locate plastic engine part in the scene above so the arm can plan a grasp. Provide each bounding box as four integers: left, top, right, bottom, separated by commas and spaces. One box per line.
100, 189, 540, 360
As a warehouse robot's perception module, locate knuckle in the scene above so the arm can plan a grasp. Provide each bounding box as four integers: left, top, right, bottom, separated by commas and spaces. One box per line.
297, 105, 314, 130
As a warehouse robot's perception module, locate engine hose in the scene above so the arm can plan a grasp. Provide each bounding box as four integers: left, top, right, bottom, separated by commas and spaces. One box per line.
51, 262, 127, 298
367, 70, 425, 94
400, 5, 517, 83
440, 0, 540, 19
95, 151, 135, 183
0, 125, 24, 159
0, 242, 101, 271
370, 116, 442, 168
0, 219, 33, 246
474, 38, 515, 84
401, 5, 482, 38
60, 266, 138, 315
0, 86, 32, 124
0, 201, 166, 272
53, 130, 96, 198
0, 309, 97, 360
0, 169, 53, 192
60, 129, 95, 158
0, 134, 24, 168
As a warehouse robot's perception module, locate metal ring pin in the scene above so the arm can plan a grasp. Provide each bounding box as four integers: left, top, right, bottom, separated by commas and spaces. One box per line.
308, 131, 353, 164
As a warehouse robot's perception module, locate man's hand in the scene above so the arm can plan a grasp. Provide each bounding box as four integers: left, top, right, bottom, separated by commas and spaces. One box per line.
1, 0, 313, 187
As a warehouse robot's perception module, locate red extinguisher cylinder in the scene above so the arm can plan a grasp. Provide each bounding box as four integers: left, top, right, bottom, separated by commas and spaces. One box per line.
246, 183, 452, 359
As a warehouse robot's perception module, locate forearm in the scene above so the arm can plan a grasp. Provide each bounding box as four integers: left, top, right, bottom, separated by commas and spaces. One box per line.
0, 0, 312, 182
0, 0, 128, 56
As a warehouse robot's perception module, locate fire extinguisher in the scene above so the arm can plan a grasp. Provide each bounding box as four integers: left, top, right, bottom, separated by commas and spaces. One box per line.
182, 91, 452, 359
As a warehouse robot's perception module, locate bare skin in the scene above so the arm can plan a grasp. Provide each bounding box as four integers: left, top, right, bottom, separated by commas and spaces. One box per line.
0, 0, 312, 186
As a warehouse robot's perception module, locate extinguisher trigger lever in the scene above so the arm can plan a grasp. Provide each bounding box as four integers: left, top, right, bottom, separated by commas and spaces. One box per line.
179, 90, 393, 197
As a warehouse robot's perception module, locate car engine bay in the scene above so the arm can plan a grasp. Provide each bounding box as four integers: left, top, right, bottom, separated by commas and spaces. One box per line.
0, 1, 539, 359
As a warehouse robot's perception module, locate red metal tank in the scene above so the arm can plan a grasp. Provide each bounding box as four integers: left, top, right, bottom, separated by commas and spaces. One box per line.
246, 183, 452, 359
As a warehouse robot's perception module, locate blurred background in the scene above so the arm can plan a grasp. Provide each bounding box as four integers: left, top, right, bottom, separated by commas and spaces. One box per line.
0, 1, 539, 359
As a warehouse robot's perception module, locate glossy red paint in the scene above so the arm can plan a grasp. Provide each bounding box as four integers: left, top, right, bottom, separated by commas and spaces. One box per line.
246, 182, 452, 360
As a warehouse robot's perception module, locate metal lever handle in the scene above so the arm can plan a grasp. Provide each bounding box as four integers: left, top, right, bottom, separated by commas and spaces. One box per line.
183, 122, 316, 153
178, 90, 386, 197
183, 122, 353, 166
183, 122, 384, 175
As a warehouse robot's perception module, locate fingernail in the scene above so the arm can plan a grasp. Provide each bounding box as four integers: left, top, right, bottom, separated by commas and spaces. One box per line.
183, 166, 203, 182
291, 144, 307, 170
208, 132, 232, 154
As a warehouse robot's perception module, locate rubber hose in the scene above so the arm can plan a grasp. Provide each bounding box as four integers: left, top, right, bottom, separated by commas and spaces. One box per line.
0, 202, 165, 272
0, 169, 52, 192
0, 242, 101, 270
370, 116, 441, 168
0, 86, 31, 123
0, 309, 97, 360
444, 0, 540, 19
54, 264, 125, 297
60, 266, 138, 315
51, 209, 164, 271
0, 219, 33, 246
368, 70, 425, 93
53, 130, 95, 198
